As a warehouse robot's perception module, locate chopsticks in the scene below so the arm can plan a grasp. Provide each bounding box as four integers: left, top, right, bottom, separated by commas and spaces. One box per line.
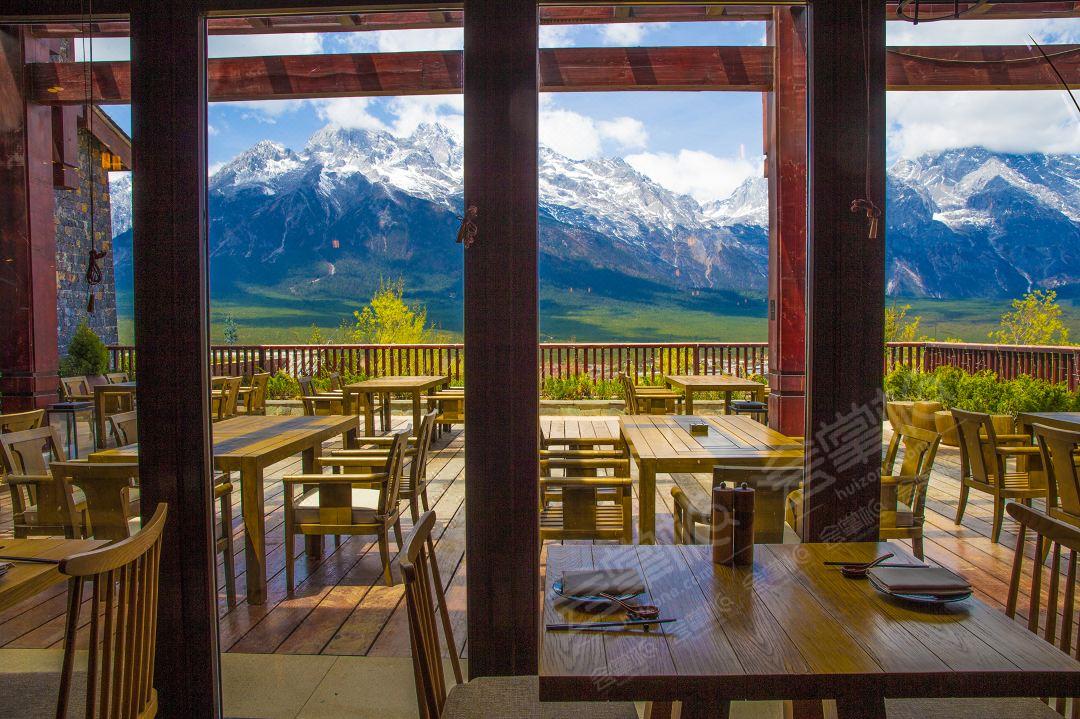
547, 618, 676, 631
0, 555, 61, 565
823, 561, 927, 568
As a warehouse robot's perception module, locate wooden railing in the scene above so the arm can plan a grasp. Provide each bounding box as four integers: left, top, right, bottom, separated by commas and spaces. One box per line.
108, 340, 1080, 389
107, 342, 768, 383
885, 341, 1080, 390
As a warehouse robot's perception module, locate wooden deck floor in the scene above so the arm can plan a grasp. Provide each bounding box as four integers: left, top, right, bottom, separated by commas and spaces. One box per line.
0, 416, 1062, 656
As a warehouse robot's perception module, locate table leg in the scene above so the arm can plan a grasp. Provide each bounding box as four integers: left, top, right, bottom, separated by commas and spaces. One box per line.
364, 391, 375, 436
303, 445, 323, 557
412, 391, 422, 435
95, 392, 107, 449
836, 693, 884, 719
639, 460, 656, 544
241, 459, 267, 605
685, 390, 695, 415
679, 696, 730, 719
644, 702, 675, 719
786, 700, 825, 719
724, 390, 732, 415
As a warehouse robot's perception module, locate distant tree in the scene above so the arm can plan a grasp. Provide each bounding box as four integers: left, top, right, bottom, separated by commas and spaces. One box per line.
307, 323, 326, 345
223, 313, 240, 346
60, 320, 109, 377
350, 278, 440, 344
885, 303, 924, 343
990, 290, 1070, 346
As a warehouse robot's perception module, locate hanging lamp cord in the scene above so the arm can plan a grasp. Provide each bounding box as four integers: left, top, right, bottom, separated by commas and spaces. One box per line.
850, 1, 882, 239
82, 0, 105, 313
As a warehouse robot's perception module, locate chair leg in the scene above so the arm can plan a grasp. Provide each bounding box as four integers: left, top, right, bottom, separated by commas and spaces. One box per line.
991, 497, 1005, 544
284, 515, 295, 593
393, 518, 404, 548
409, 494, 419, 523
220, 496, 236, 609
911, 535, 924, 561
954, 484, 969, 525
420, 485, 431, 513
378, 530, 393, 586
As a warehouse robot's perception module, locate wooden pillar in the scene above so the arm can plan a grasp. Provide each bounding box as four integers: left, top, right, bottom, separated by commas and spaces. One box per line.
0, 28, 60, 411
802, 0, 887, 543
130, 3, 221, 716
766, 7, 807, 439
463, 0, 540, 677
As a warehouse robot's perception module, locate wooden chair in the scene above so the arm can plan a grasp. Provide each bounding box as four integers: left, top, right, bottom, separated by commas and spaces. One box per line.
401, 510, 635, 719
878, 425, 941, 559
539, 457, 633, 543
1035, 423, 1080, 531
106, 410, 139, 447
616, 372, 680, 415
671, 466, 802, 545
211, 376, 243, 422
105, 371, 129, 384
59, 375, 93, 402
0, 409, 45, 433
236, 371, 271, 415
0, 427, 86, 538
283, 432, 408, 587
671, 485, 710, 545
953, 408, 1046, 542
888, 503, 1074, 719
51, 462, 141, 541
0, 504, 168, 719
299, 374, 344, 415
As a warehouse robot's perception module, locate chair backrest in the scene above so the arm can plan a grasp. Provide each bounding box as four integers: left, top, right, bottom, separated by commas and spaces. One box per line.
108, 410, 139, 447
1004, 502, 1080, 714
616, 372, 639, 415
379, 432, 408, 516
0, 409, 45, 433
1, 427, 78, 537
410, 410, 438, 487
327, 372, 343, 391
400, 510, 464, 719
1036, 423, 1080, 520
60, 376, 90, 399
0, 425, 67, 476
248, 372, 271, 413
105, 372, 129, 384
297, 375, 317, 397
56, 503, 167, 719
52, 461, 140, 541
882, 424, 942, 510
214, 377, 243, 421
951, 407, 1002, 483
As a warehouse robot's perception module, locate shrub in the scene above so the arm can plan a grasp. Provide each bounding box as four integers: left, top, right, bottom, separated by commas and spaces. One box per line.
266, 371, 300, 400
60, 321, 109, 377
542, 375, 621, 400
885, 364, 1077, 417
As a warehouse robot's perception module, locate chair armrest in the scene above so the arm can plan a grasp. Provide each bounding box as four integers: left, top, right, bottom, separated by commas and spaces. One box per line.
283, 472, 388, 485
318, 456, 389, 468
539, 449, 627, 460
214, 481, 233, 497
542, 436, 620, 449
540, 476, 633, 488
995, 446, 1042, 456
5, 474, 54, 485
540, 458, 631, 473
993, 433, 1031, 443
351, 436, 399, 446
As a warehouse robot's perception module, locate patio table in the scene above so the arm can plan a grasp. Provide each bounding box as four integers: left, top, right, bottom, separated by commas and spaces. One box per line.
88, 414, 356, 604
663, 374, 764, 415
619, 414, 801, 543
541, 542, 1080, 718
343, 375, 449, 438
0, 537, 106, 612
1018, 411, 1080, 433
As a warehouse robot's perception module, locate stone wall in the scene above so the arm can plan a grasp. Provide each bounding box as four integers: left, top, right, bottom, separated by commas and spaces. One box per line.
55, 129, 118, 355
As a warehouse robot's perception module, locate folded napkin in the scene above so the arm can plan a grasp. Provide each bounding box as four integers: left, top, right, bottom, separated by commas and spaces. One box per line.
560, 568, 645, 596
868, 566, 971, 596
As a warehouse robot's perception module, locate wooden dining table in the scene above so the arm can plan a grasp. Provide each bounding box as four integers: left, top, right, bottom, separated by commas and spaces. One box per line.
619, 414, 802, 543
343, 375, 449, 438
0, 538, 107, 612
663, 374, 765, 415
88, 414, 356, 604
541, 542, 1080, 718
1018, 411, 1080, 433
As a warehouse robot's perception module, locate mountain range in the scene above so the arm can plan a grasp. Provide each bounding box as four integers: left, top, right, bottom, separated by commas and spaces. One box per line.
108, 124, 1080, 329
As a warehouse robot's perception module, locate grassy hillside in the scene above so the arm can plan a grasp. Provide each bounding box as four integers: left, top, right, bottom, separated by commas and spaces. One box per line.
116, 290, 1078, 346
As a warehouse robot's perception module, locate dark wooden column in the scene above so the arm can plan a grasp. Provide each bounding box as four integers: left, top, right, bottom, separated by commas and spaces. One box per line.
802, 0, 887, 543
130, 3, 221, 716
0, 28, 60, 411
766, 6, 807, 439
463, 0, 540, 677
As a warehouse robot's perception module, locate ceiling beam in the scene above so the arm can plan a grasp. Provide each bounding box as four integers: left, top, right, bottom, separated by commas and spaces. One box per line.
22, 2, 1080, 37
26, 43, 1080, 105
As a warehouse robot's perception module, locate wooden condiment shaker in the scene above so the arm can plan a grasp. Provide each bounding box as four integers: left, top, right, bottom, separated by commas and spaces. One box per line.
732, 482, 755, 566
711, 482, 735, 565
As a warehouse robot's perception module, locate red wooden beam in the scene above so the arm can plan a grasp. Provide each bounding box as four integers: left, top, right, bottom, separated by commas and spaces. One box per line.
23, 1, 1080, 37
81, 105, 132, 170
28, 44, 1080, 105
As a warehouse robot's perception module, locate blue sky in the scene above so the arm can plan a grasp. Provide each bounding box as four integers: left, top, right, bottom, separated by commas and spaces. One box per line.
88, 15, 1080, 205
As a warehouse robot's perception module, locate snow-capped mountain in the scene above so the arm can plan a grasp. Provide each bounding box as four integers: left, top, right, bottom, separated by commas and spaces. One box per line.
107, 129, 1080, 306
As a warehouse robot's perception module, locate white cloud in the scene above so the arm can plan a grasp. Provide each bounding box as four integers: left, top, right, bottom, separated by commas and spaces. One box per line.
208, 33, 324, 58
886, 17, 1080, 46
227, 99, 306, 123
315, 97, 387, 132
540, 25, 582, 48
540, 108, 603, 159
343, 28, 463, 53
386, 95, 465, 138
597, 117, 648, 150
625, 150, 761, 204
73, 37, 129, 61
207, 124, 219, 136
600, 22, 669, 46
208, 161, 226, 177
888, 91, 1080, 157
